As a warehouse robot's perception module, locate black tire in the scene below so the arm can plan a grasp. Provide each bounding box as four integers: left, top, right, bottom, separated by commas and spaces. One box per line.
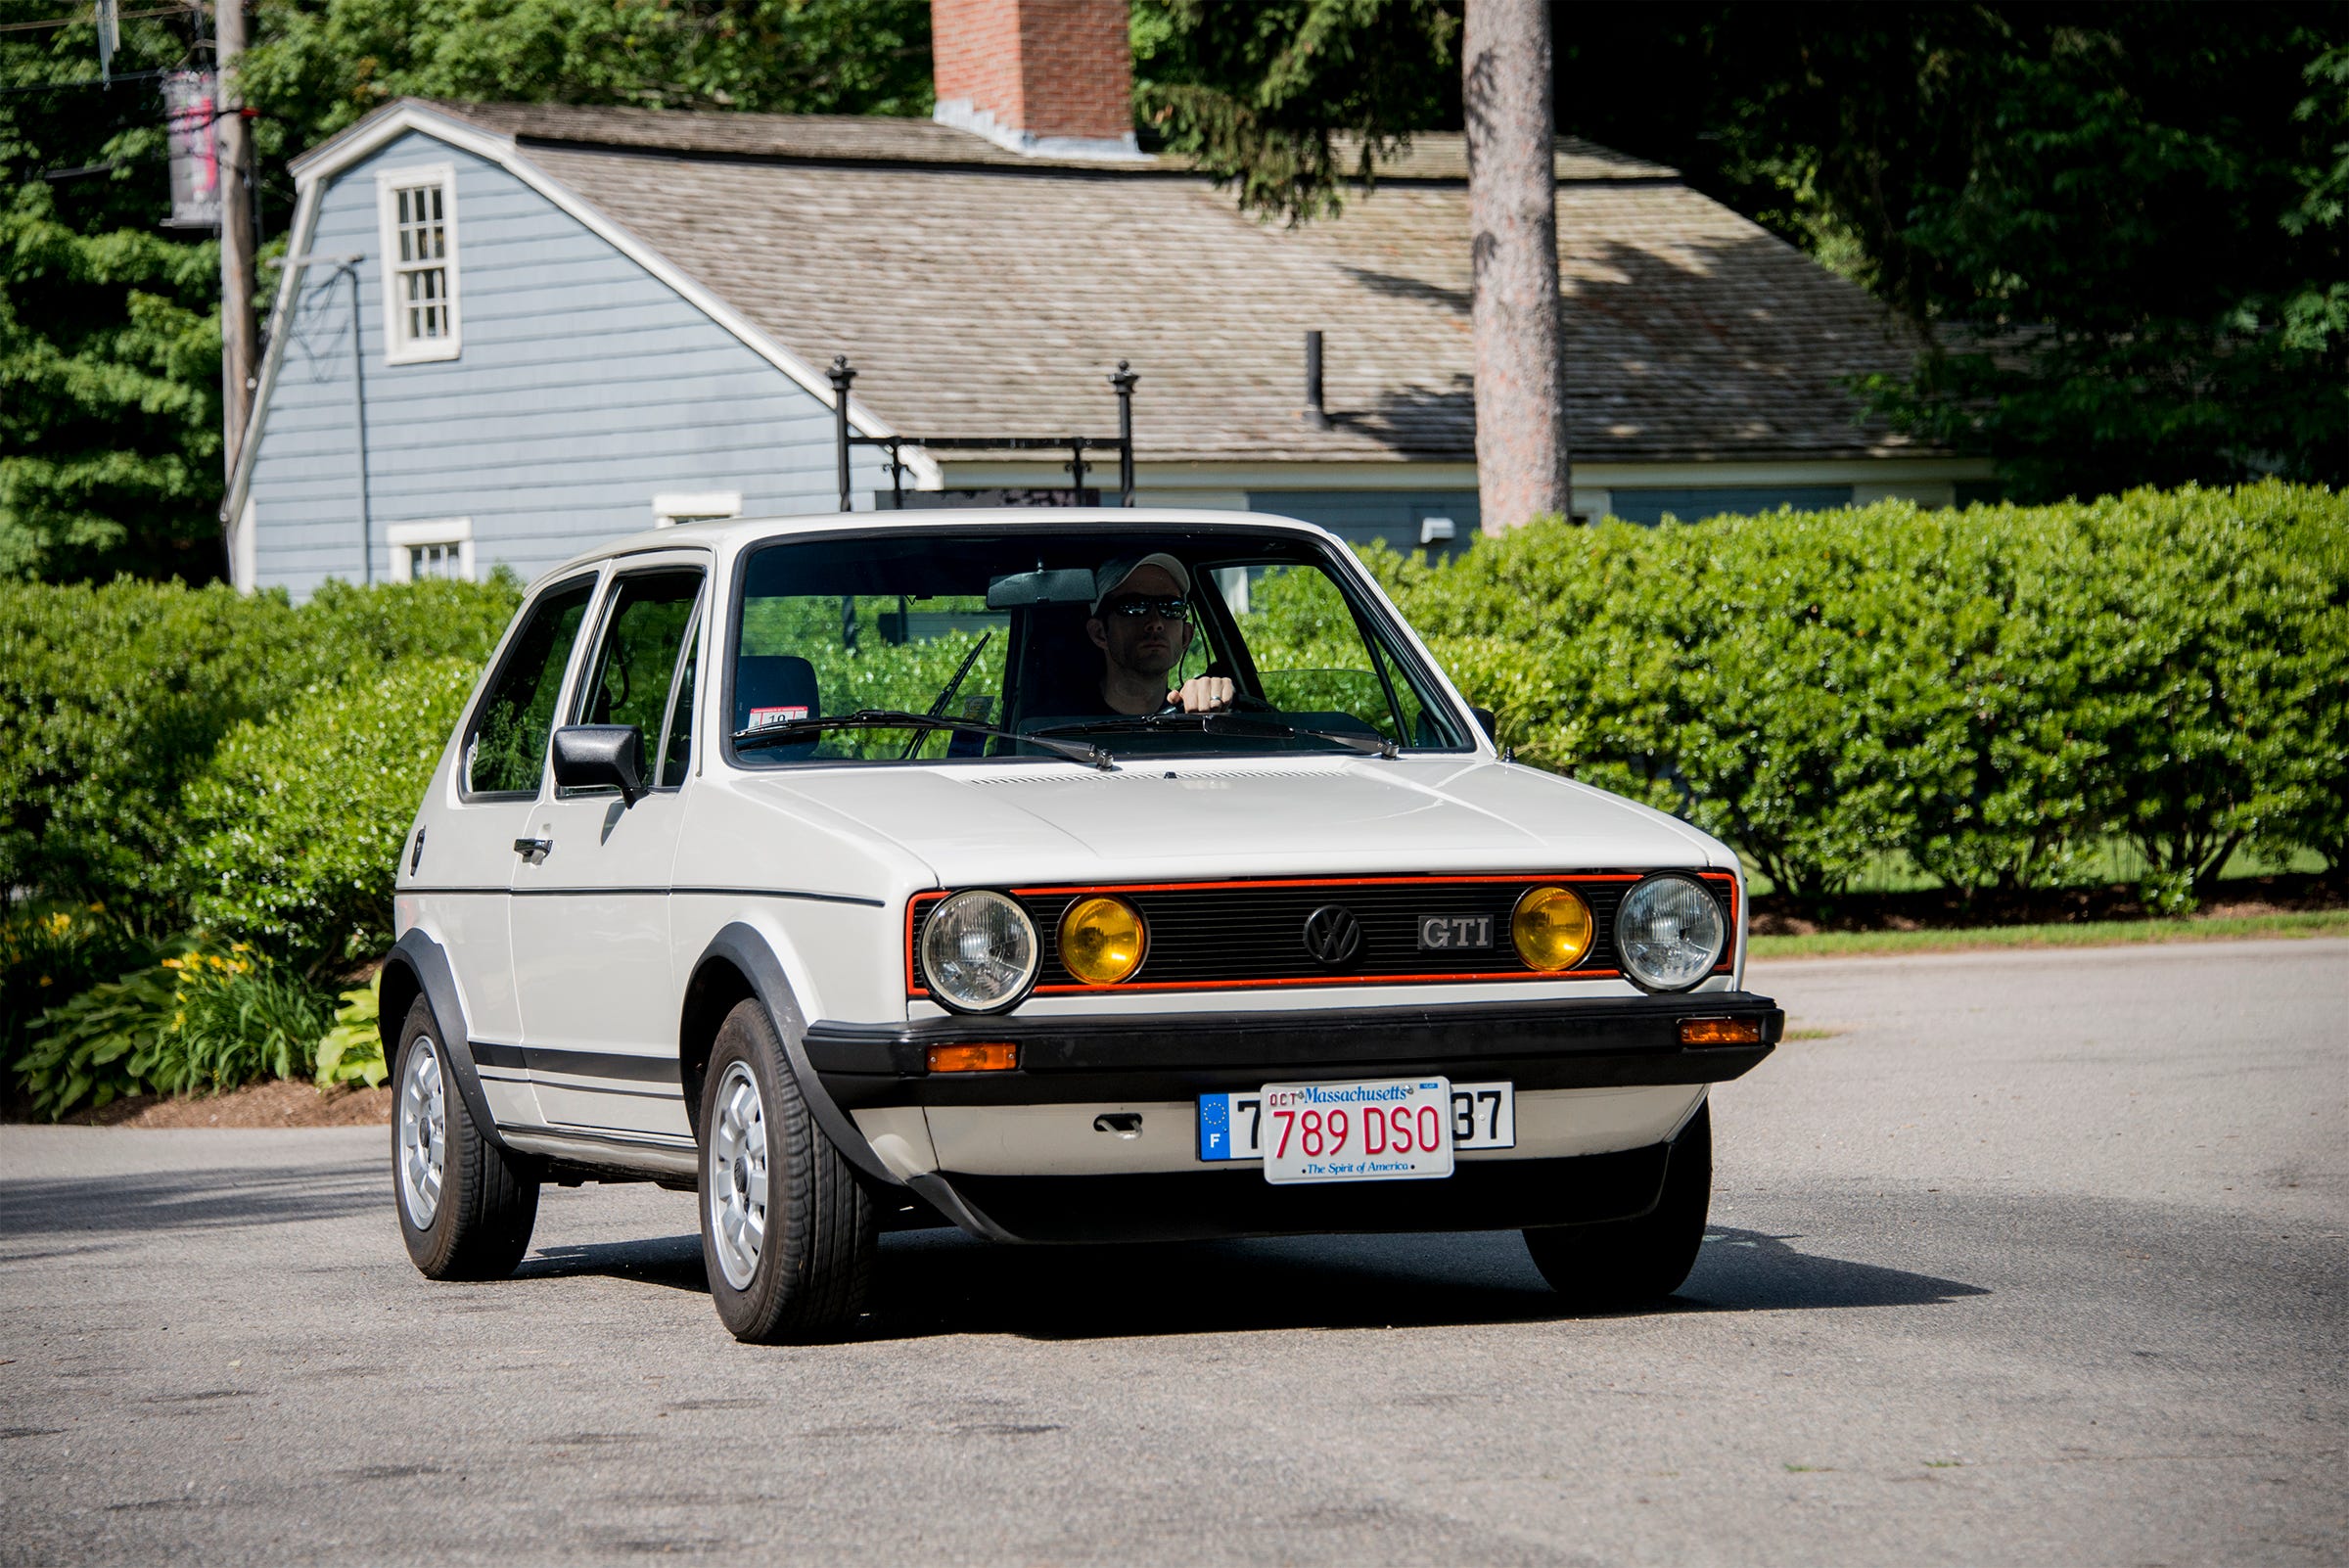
392, 996, 539, 1280
1523, 1101, 1711, 1311
698, 998, 877, 1343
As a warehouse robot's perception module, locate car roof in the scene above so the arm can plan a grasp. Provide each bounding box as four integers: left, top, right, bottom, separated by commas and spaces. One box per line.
523, 507, 1353, 593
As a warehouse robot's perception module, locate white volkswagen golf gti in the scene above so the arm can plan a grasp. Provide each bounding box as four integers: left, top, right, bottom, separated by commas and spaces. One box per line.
384, 509, 1780, 1341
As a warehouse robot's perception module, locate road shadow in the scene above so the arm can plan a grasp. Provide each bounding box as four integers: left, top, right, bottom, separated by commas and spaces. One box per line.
0, 1162, 382, 1252
510, 1222, 1985, 1341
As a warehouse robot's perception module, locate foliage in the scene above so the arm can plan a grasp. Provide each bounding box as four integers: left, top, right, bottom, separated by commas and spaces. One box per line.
14, 936, 336, 1118
1132, 0, 1458, 224
12, 942, 183, 1120
1380, 483, 2349, 904
180, 656, 484, 977
0, 900, 148, 1083
313, 974, 386, 1088
0, 7, 227, 580
0, 576, 517, 944
138, 943, 337, 1096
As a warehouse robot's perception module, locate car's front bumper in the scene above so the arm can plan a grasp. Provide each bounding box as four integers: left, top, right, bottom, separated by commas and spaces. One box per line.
805, 991, 1781, 1108
806, 992, 1778, 1244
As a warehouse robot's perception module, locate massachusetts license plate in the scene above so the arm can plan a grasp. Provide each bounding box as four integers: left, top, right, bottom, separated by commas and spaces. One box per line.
1197, 1080, 1517, 1182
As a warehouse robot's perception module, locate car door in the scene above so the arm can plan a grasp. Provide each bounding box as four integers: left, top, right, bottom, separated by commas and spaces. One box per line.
508, 557, 707, 1140
418, 571, 599, 1125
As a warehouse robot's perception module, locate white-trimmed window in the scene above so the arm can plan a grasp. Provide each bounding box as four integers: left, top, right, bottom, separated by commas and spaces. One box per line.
375, 164, 461, 363
651, 490, 743, 528
387, 518, 475, 582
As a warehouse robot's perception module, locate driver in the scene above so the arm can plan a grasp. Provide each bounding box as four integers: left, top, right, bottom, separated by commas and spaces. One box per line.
1085, 553, 1235, 715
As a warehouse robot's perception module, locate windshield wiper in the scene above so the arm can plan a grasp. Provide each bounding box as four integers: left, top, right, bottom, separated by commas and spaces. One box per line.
1035, 711, 1399, 760
731, 708, 1115, 769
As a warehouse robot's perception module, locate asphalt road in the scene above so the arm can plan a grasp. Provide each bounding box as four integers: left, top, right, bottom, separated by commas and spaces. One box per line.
3, 938, 2343, 1566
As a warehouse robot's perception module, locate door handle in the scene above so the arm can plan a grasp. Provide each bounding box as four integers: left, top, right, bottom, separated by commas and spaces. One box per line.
512, 835, 552, 863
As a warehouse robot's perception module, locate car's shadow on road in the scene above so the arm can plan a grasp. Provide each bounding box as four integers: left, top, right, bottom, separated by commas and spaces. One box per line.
515, 1224, 1988, 1340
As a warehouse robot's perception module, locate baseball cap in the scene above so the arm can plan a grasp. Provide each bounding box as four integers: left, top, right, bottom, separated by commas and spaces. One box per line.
1091, 552, 1193, 615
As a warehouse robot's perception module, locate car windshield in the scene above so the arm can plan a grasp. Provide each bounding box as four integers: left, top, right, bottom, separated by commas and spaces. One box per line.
726, 527, 1471, 764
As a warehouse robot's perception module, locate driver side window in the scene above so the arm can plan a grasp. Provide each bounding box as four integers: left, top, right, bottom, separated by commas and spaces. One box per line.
575, 569, 704, 789
466, 577, 594, 796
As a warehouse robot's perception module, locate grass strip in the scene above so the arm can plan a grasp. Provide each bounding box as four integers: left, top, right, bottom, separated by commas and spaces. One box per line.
1749, 909, 2349, 961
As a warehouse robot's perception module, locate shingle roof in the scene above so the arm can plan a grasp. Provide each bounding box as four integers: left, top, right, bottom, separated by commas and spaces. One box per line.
413, 101, 1934, 466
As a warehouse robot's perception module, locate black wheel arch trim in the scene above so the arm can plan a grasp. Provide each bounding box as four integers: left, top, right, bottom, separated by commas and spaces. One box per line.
691, 922, 904, 1187
380, 930, 511, 1154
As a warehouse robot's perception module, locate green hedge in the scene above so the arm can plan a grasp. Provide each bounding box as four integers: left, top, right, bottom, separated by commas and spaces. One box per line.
0, 575, 518, 941
1373, 482, 2347, 899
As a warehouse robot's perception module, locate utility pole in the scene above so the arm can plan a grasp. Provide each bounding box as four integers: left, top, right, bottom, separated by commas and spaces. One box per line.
216, 0, 257, 484
1462, 0, 1570, 532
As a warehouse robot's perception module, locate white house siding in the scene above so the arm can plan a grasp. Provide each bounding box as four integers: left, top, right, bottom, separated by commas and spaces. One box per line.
244, 130, 886, 598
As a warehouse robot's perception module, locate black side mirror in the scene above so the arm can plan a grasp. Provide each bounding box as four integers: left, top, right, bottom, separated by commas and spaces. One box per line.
1469, 706, 1499, 746
551, 725, 645, 806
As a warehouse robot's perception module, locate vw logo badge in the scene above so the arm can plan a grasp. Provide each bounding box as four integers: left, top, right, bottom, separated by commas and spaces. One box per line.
1302, 904, 1363, 967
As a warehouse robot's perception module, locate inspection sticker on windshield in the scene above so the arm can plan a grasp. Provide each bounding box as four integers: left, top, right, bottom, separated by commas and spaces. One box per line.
1197, 1079, 1516, 1181
746, 706, 809, 729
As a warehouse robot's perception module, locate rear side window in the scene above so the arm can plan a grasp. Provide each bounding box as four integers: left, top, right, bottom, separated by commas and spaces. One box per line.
466, 578, 594, 796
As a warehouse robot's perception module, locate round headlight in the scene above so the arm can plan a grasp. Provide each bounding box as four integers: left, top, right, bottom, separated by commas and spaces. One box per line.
1616, 874, 1726, 992
919, 891, 1038, 1013
1511, 885, 1594, 972
1058, 895, 1146, 986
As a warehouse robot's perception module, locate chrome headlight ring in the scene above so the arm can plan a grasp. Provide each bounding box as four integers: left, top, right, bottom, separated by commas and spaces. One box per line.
1615, 873, 1727, 992
918, 890, 1040, 1014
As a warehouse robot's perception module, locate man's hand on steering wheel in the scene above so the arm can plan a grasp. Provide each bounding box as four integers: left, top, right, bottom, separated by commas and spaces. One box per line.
1165, 674, 1236, 713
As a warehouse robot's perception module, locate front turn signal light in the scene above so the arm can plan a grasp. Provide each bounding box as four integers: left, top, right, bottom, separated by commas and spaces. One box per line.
1679, 1017, 1763, 1046
927, 1042, 1019, 1073
1511, 885, 1594, 972
1059, 895, 1146, 985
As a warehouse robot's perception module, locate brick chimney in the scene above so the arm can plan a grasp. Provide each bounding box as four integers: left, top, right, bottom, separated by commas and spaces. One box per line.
932, 0, 1142, 159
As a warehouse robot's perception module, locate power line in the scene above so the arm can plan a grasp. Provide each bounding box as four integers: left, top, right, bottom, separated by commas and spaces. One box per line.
0, 68, 166, 95
0, 4, 206, 34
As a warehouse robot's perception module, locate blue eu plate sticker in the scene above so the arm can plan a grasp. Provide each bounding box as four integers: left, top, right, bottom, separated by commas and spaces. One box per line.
1197, 1094, 1232, 1161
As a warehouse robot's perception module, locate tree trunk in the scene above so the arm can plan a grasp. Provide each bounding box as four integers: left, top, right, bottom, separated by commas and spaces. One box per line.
1463, 0, 1569, 533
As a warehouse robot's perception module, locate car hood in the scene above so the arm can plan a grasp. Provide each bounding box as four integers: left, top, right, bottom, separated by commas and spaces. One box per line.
737, 757, 1727, 887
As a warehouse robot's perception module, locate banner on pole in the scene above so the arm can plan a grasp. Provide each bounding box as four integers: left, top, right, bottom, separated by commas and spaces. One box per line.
163, 70, 221, 229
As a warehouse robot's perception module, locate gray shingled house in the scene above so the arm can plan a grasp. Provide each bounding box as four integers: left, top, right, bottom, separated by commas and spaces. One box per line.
225, 49, 1987, 596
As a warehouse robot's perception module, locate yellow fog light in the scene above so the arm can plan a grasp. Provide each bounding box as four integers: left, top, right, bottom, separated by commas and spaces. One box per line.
1511, 885, 1593, 972
1058, 895, 1146, 985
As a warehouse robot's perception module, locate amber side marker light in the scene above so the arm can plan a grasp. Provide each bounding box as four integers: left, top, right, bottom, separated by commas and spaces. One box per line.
927, 1042, 1019, 1073
1680, 1017, 1763, 1046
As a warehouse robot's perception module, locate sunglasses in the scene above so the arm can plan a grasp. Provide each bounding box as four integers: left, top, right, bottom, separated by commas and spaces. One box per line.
1101, 595, 1192, 622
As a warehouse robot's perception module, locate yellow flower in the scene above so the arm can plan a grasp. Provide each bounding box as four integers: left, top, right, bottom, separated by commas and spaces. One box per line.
37, 975, 50, 988
160, 957, 182, 970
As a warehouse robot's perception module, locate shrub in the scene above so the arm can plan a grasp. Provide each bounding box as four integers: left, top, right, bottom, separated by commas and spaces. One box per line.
314, 976, 387, 1088
1381, 482, 2349, 901
14, 938, 340, 1119
178, 657, 484, 978
0, 575, 520, 943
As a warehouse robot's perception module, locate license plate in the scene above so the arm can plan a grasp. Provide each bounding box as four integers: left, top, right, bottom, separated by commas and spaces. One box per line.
1197, 1080, 1516, 1180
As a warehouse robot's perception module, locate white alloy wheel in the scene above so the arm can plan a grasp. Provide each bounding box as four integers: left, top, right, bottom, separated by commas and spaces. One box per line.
397, 1034, 448, 1229
708, 1061, 769, 1290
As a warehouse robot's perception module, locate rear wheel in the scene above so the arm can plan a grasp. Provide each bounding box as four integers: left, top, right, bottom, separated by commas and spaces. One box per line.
699, 998, 877, 1343
1523, 1101, 1711, 1310
392, 996, 539, 1279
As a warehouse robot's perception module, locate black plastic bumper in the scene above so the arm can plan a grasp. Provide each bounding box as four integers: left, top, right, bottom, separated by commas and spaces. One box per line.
903, 1140, 1684, 1244
804, 991, 1781, 1109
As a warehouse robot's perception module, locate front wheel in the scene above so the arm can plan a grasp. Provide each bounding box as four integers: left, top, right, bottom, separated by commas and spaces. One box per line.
1523, 1101, 1711, 1311
392, 997, 538, 1280
698, 999, 877, 1343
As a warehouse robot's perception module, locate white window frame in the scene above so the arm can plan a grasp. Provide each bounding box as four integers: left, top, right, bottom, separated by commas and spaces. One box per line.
386, 518, 476, 583
375, 163, 462, 364
651, 490, 744, 529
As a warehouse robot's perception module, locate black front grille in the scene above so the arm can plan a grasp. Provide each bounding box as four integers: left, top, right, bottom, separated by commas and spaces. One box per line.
906, 873, 1736, 994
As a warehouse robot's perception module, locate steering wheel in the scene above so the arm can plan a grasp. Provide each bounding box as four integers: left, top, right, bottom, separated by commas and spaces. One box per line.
1158, 692, 1277, 715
